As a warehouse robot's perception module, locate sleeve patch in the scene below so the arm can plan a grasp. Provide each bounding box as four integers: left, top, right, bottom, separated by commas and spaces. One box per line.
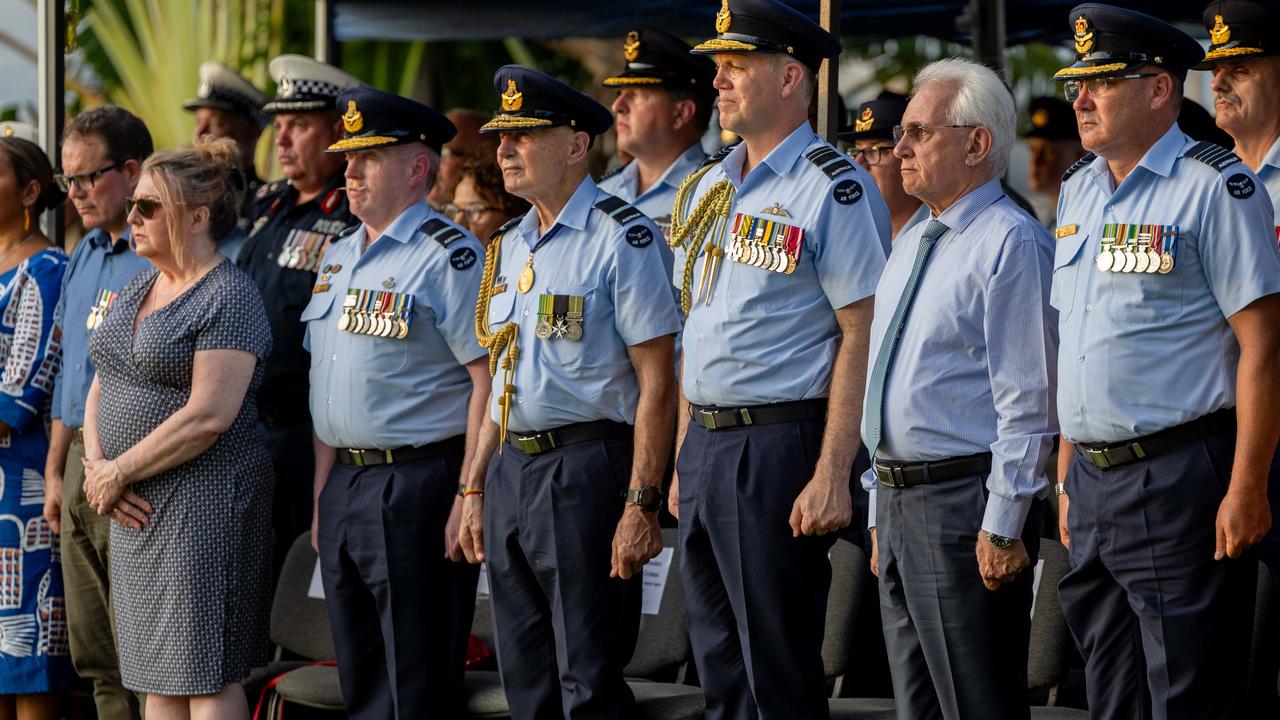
1226, 172, 1256, 199
804, 146, 855, 179
449, 247, 478, 271
832, 179, 863, 205
625, 225, 654, 248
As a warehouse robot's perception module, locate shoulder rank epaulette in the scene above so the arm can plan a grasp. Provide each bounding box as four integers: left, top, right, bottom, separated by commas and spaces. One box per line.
699, 142, 739, 170
1061, 152, 1096, 183
489, 215, 522, 242
256, 180, 283, 200
598, 163, 626, 183
594, 195, 645, 225
1186, 141, 1242, 173
420, 217, 466, 247
804, 145, 855, 180
335, 225, 360, 241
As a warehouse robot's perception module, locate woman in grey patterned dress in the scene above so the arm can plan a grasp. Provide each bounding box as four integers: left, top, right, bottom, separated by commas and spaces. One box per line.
79, 139, 273, 719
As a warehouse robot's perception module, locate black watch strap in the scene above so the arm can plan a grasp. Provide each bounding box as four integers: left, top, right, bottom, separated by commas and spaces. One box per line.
622, 486, 662, 512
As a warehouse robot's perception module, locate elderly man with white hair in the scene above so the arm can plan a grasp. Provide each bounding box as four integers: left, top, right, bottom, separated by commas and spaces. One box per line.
860, 57, 1057, 720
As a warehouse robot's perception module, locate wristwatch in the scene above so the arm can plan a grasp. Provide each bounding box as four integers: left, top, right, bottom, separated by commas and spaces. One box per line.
985, 531, 1015, 549
622, 486, 662, 512
1054, 482, 1067, 497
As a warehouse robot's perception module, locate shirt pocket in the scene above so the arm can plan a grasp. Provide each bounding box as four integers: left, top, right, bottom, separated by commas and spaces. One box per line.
1050, 232, 1088, 318
533, 285, 597, 367
1105, 264, 1185, 325
487, 286, 516, 331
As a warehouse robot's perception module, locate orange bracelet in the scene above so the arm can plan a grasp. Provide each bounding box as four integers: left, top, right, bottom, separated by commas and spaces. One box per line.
463, 488, 485, 497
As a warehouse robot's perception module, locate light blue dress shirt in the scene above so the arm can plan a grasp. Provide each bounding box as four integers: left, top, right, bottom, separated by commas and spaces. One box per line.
598, 142, 706, 229
900, 203, 930, 241
51, 227, 151, 428
304, 200, 487, 449
483, 176, 681, 433
858, 180, 1058, 537
1256, 135, 1280, 234
674, 122, 890, 407
1053, 124, 1280, 444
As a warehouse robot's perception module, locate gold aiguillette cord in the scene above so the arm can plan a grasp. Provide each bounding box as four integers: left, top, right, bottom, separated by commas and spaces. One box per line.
474, 236, 521, 452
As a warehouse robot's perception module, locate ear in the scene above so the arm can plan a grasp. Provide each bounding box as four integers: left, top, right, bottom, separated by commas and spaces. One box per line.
411, 149, 432, 190
779, 61, 806, 100
188, 204, 211, 236
964, 126, 994, 168
671, 98, 697, 131
120, 158, 143, 187
1150, 72, 1176, 112
20, 179, 39, 210
566, 130, 591, 165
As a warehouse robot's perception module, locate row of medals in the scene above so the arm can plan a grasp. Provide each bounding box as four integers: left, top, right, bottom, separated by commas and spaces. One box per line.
1095, 245, 1173, 274
727, 233, 799, 274
276, 231, 330, 272
84, 291, 116, 331
337, 294, 410, 339
535, 313, 583, 341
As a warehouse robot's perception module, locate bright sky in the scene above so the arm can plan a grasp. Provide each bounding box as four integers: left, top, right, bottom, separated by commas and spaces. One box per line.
0, 0, 39, 120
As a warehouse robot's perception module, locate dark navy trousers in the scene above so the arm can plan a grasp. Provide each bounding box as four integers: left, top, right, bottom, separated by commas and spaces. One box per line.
485, 436, 642, 720
877, 473, 1041, 720
318, 447, 479, 720
677, 419, 835, 720
1058, 429, 1257, 720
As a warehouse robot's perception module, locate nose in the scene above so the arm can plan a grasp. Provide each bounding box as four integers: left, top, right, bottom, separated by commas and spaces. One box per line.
1071, 85, 1094, 113
713, 65, 731, 90
497, 134, 516, 158
892, 139, 911, 160
1210, 66, 1230, 94
275, 128, 290, 149
611, 94, 626, 115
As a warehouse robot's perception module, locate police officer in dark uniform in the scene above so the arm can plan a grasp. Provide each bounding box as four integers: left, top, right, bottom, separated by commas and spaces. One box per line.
1051, 5, 1280, 718
458, 66, 680, 720
183, 60, 269, 260
236, 54, 360, 576
307, 86, 489, 719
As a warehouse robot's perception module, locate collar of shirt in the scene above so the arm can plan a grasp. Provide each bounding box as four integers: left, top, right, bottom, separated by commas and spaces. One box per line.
515, 174, 598, 249
931, 178, 1005, 236
1260, 135, 1280, 176
720, 121, 813, 187
350, 198, 432, 249
623, 142, 705, 201
86, 225, 132, 253
1085, 122, 1183, 195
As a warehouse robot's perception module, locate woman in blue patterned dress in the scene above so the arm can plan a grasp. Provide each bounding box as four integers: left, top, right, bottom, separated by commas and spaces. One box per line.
0, 136, 71, 719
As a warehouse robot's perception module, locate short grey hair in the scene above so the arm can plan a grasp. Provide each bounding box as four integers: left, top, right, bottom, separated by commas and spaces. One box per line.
424, 145, 441, 191
911, 58, 1016, 177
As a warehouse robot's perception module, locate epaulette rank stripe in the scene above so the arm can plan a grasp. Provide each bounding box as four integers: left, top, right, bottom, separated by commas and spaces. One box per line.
490, 216, 522, 242
804, 146, 854, 179
336, 225, 360, 240
420, 218, 466, 247
598, 163, 626, 182
594, 196, 645, 225
699, 142, 738, 170
1187, 141, 1242, 173
1061, 152, 1096, 183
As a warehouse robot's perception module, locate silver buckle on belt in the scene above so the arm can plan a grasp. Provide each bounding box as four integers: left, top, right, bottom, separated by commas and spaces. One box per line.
696, 409, 720, 430
1083, 447, 1111, 469
875, 464, 906, 489
348, 448, 366, 468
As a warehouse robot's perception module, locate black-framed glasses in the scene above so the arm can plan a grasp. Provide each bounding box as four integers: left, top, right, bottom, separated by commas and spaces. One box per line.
892, 124, 978, 144
125, 196, 164, 220
54, 162, 122, 193
852, 145, 897, 166
1062, 73, 1160, 102
444, 202, 500, 221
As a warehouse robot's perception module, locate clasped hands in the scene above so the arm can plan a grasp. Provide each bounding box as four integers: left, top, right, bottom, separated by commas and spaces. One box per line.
81, 457, 152, 530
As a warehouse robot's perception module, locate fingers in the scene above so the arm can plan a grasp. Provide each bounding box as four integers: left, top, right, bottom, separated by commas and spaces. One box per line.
869, 530, 880, 578
110, 506, 143, 531
121, 490, 152, 515
789, 499, 804, 538
1215, 517, 1227, 561
114, 499, 150, 529
1058, 494, 1071, 550
43, 501, 61, 534
668, 494, 679, 519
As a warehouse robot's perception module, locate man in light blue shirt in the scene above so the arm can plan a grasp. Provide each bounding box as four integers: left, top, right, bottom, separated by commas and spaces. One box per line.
456, 65, 680, 720
1197, 3, 1280, 709
669, 1, 889, 716
597, 25, 714, 240
43, 106, 153, 720
304, 87, 489, 719
860, 59, 1056, 720
1051, 5, 1280, 718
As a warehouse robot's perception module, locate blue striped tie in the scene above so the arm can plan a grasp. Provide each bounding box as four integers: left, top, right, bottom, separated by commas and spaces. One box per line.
864, 219, 948, 457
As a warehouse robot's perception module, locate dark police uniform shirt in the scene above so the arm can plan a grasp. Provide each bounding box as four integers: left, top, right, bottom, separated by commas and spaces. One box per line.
236, 172, 356, 424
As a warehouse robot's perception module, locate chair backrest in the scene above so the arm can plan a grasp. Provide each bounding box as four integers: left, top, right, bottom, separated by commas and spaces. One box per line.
624, 528, 691, 679
270, 532, 337, 661
823, 538, 870, 681
1027, 538, 1072, 691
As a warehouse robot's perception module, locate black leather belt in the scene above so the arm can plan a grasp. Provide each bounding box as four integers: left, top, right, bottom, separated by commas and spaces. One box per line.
336, 435, 465, 468
874, 452, 993, 489
506, 420, 631, 456
691, 399, 827, 431
1075, 408, 1235, 470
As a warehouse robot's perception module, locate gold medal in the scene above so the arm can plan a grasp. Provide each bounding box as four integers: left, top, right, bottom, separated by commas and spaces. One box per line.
517, 258, 535, 294
1158, 252, 1174, 274
536, 319, 553, 339
396, 318, 409, 339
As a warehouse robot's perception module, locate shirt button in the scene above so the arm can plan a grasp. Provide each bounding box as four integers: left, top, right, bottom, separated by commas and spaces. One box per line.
698, 333, 705, 340
327, 397, 333, 405
70, 401, 77, 408
331, 354, 337, 361
1085, 304, 1093, 312
75, 363, 82, 370
1078, 356, 1085, 363
696, 378, 703, 384
523, 310, 529, 317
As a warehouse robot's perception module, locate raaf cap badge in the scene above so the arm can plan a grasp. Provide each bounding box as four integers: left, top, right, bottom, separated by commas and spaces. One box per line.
624, 31, 641, 62
1210, 15, 1230, 45
715, 0, 732, 34
502, 79, 524, 112
342, 100, 364, 133
1074, 15, 1095, 55
854, 107, 874, 133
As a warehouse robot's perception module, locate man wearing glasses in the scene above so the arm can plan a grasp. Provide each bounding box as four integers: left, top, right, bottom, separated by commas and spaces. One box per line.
860, 58, 1056, 720
841, 92, 927, 242
1051, 5, 1280, 717
44, 104, 153, 720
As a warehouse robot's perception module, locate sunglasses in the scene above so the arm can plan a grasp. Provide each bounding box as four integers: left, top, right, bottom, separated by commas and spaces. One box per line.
125, 197, 164, 220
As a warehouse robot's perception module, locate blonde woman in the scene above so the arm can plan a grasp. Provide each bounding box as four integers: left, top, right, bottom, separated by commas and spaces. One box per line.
81, 138, 272, 720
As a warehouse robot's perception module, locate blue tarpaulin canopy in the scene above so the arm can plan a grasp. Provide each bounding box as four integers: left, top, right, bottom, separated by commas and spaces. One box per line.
331, 0, 1215, 44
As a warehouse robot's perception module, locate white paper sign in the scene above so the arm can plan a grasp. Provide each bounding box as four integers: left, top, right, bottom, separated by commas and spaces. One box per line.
308, 559, 325, 600
642, 548, 675, 615
476, 563, 490, 599
1029, 558, 1046, 619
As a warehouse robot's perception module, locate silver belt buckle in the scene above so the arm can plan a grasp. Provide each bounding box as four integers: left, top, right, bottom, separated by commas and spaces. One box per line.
1084, 447, 1111, 469
514, 435, 541, 454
